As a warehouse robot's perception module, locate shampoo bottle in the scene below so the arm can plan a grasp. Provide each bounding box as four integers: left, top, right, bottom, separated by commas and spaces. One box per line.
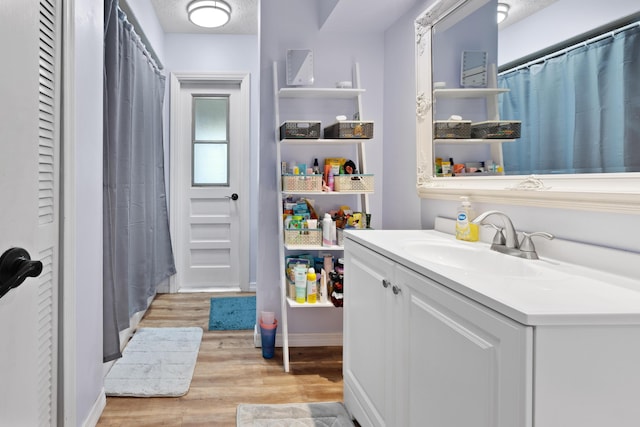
455, 196, 478, 242
306, 268, 317, 304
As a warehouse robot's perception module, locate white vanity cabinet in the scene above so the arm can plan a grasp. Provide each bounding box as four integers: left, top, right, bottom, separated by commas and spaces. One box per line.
344, 228, 640, 427
344, 238, 532, 427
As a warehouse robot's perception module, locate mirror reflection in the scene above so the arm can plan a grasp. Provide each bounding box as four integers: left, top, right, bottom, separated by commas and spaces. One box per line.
431, 2, 640, 177
497, 16, 640, 175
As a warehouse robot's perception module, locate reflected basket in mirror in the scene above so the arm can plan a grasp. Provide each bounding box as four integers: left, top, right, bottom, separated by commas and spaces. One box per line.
470, 121, 521, 139
434, 120, 472, 138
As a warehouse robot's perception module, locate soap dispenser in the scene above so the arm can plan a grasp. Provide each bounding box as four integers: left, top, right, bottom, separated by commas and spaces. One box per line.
455, 196, 478, 242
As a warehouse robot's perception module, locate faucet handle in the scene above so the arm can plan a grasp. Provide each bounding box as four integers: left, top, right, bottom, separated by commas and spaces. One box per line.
482, 223, 506, 246
520, 231, 555, 258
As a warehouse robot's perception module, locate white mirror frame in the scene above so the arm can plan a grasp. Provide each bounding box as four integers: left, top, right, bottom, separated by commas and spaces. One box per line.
415, 0, 640, 214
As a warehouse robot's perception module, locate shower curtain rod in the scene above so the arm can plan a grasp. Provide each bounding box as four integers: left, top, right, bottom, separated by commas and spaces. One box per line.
499, 12, 640, 74
118, 4, 164, 70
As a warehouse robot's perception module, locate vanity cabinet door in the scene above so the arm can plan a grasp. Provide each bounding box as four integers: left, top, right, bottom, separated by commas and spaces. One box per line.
398, 266, 533, 427
343, 240, 399, 427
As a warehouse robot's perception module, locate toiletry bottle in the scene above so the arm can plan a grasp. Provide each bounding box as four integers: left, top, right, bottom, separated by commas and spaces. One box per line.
328, 171, 334, 191
322, 213, 333, 246
294, 265, 307, 303
455, 196, 478, 242
306, 268, 317, 304
312, 158, 320, 175
319, 270, 328, 303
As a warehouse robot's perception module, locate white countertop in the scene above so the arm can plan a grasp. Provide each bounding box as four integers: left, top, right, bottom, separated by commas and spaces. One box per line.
345, 229, 640, 326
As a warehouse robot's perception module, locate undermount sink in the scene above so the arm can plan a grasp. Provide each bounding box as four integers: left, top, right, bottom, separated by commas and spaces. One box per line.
401, 240, 547, 277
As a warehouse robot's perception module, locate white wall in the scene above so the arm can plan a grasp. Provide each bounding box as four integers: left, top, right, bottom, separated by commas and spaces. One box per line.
259, 0, 385, 336
73, 0, 104, 425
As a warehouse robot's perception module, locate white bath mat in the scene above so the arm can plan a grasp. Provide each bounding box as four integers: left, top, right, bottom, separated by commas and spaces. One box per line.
236, 402, 355, 426
104, 327, 203, 397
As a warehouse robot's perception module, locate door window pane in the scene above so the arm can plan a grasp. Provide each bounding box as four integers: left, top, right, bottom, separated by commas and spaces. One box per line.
194, 97, 228, 141
193, 96, 229, 186
193, 143, 228, 185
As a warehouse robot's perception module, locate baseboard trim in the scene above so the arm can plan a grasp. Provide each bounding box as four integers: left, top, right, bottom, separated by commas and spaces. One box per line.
82, 388, 106, 427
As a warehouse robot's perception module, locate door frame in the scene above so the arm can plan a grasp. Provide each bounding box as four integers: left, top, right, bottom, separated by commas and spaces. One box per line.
169, 72, 251, 293
60, 0, 78, 425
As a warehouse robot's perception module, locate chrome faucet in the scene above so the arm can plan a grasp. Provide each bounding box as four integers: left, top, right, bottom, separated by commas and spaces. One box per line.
471, 210, 554, 260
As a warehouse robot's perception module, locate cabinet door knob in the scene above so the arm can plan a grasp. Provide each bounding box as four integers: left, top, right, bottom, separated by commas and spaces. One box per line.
392, 285, 401, 295
382, 279, 390, 288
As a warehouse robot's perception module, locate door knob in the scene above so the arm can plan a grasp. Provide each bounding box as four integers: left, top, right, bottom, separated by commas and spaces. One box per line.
227, 193, 239, 201
0, 248, 43, 300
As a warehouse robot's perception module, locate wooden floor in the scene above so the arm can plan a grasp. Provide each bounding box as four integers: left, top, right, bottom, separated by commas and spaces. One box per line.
96, 292, 345, 426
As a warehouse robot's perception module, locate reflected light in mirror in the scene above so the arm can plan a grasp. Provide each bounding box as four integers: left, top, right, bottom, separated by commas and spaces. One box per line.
497, 3, 509, 24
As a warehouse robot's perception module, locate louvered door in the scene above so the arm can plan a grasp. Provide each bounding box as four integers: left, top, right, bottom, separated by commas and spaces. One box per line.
0, 0, 61, 425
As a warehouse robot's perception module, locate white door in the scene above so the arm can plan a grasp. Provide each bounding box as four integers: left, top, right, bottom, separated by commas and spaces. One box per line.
0, 0, 60, 425
170, 74, 250, 292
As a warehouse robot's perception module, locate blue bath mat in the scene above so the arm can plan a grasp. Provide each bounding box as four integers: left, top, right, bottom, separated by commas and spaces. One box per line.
209, 296, 256, 330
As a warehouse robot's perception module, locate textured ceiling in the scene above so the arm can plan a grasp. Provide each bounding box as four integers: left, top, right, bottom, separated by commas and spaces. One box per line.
150, 0, 259, 34
148, 0, 558, 35
499, 0, 559, 29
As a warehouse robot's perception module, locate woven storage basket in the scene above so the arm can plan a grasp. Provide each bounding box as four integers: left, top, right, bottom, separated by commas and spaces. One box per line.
434, 120, 472, 139
334, 174, 374, 192
282, 174, 323, 192
324, 121, 373, 139
279, 121, 321, 140
284, 229, 322, 246
470, 121, 521, 139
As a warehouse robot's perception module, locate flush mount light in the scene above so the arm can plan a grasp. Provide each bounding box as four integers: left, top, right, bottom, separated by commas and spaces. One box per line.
497, 3, 510, 24
187, 0, 231, 28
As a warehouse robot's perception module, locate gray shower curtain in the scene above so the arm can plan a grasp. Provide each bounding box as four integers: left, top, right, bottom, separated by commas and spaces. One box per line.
103, 0, 176, 362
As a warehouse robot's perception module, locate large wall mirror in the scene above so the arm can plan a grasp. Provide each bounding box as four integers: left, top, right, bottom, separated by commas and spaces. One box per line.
415, 0, 640, 213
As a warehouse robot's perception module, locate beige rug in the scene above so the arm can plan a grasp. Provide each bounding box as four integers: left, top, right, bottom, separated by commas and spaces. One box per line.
236, 402, 355, 426
104, 327, 203, 397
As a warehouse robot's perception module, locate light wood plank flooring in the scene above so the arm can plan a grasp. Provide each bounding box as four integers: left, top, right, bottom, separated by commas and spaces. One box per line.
96, 292, 345, 426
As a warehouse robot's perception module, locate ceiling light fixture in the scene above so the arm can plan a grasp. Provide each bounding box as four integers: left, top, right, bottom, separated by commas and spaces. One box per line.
187, 0, 231, 28
497, 3, 510, 24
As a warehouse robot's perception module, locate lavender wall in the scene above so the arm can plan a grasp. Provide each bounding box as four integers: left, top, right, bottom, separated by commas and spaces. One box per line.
259, 0, 385, 335
164, 33, 260, 287
499, 0, 639, 65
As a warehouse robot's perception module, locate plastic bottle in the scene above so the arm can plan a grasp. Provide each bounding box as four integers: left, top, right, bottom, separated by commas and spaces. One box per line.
322, 213, 333, 246
455, 196, 478, 242
312, 158, 320, 175
306, 268, 317, 304
319, 270, 328, 303
294, 265, 307, 303
328, 171, 334, 191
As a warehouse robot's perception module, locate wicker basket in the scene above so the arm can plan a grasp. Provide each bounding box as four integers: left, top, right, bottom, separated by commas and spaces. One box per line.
470, 121, 521, 139
282, 174, 323, 192
434, 120, 472, 139
284, 229, 322, 246
279, 121, 321, 140
333, 174, 374, 192
324, 121, 374, 139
